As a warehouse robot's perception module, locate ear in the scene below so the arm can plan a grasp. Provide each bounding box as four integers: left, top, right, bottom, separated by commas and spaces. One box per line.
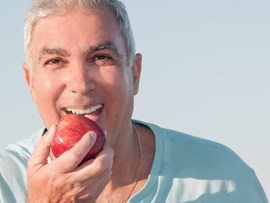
132, 53, 142, 95
23, 63, 37, 102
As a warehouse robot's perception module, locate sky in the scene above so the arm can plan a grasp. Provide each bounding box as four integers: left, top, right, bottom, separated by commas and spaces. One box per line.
0, 0, 269, 199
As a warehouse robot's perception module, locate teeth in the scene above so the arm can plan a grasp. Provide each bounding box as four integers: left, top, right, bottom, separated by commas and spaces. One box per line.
66, 104, 103, 115
90, 104, 103, 112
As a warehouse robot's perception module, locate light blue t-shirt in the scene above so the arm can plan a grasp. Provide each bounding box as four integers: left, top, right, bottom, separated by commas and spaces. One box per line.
0, 120, 268, 203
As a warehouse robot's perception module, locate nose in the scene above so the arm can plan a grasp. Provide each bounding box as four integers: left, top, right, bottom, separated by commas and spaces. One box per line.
66, 64, 95, 95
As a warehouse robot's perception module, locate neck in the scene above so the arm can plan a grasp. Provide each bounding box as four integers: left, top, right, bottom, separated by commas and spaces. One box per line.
107, 122, 141, 190
114, 123, 134, 156
97, 123, 156, 202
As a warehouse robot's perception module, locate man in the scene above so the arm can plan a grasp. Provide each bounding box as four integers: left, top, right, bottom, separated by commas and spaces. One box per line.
0, 0, 268, 202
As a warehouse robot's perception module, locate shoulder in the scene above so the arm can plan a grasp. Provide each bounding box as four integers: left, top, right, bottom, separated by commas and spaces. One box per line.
133, 120, 268, 201
0, 128, 44, 202
161, 127, 268, 201
0, 128, 43, 174
163, 126, 251, 175
0, 128, 43, 186
162, 127, 243, 161
0, 128, 43, 163
136, 120, 255, 180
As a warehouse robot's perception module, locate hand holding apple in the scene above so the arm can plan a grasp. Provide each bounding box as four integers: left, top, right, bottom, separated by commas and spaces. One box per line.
51, 114, 106, 165
27, 123, 113, 202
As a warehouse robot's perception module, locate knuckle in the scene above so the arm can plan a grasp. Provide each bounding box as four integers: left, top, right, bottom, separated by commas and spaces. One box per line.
50, 174, 83, 192
70, 180, 84, 191
94, 161, 108, 173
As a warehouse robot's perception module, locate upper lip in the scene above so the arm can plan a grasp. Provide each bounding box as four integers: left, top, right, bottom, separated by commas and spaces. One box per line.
64, 104, 104, 114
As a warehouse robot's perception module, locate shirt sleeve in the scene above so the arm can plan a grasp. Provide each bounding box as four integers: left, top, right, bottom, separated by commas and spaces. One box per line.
0, 149, 28, 203
0, 173, 17, 203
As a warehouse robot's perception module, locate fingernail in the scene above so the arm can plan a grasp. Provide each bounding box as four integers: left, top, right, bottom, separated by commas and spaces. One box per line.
89, 131, 97, 141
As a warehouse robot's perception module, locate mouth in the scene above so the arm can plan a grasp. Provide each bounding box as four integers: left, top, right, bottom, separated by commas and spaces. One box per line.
64, 104, 104, 120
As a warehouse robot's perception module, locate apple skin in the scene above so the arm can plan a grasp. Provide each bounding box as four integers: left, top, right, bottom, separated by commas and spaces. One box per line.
51, 114, 106, 165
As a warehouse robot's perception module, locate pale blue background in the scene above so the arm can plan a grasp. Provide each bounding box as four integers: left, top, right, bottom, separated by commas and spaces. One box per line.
0, 0, 269, 199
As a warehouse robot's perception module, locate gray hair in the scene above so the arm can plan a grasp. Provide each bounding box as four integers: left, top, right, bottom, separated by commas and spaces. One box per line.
24, 0, 136, 68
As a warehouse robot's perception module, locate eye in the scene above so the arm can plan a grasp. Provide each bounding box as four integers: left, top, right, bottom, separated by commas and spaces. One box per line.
43, 58, 67, 69
44, 58, 62, 65
91, 54, 114, 66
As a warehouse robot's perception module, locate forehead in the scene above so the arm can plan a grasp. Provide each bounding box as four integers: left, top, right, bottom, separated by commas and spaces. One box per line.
30, 7, 126, 57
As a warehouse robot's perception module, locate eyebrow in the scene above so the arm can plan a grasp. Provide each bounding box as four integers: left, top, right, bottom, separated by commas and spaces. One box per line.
39, 47, 70, 61
85, 41, 123, 59
39, 41, 123, 62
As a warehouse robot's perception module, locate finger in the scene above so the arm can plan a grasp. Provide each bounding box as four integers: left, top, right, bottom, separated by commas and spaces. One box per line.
77, 168, 112, 201
28, 124, 56, 173
90, 141, 114, 172
50, 131, 97, 173
69, 138, 112, 172
76, 140, 114, 172
74, 141, 114, 180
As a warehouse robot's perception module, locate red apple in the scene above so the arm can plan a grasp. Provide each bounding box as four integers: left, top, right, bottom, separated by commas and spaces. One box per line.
51, 114, 106, 165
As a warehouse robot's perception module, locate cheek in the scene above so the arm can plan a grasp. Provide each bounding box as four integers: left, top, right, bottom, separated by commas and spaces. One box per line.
100, 67, 133, 95
33, 72, 67, 126
34, 72, 65, 105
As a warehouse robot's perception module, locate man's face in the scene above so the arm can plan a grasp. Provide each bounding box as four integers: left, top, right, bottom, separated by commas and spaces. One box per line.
23, 8, 141, 139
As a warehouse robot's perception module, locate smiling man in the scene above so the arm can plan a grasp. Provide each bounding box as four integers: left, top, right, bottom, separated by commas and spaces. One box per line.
0, 0, 268, 202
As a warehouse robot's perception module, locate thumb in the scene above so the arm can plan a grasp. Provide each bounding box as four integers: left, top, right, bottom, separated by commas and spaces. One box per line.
27, 124, 56, 174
